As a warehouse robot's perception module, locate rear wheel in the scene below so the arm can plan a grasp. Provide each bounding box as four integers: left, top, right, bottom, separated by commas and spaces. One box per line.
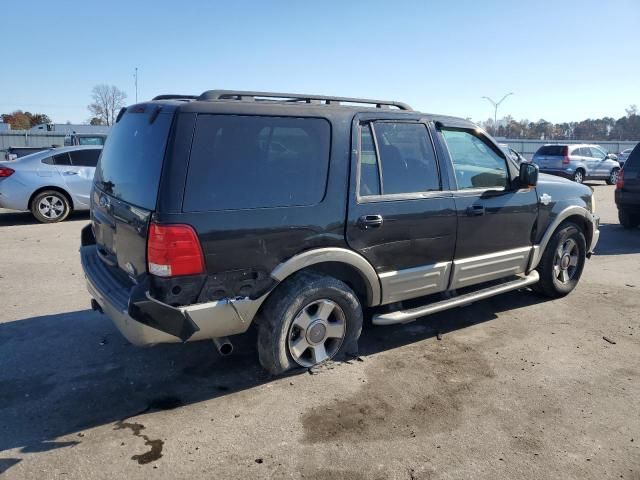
573, 169, 585, 184
257, 271, 363, 375
618, 208, 640, 229
30, 190, 71, 223
607, 168, 620, 185
533, 222, 586, 298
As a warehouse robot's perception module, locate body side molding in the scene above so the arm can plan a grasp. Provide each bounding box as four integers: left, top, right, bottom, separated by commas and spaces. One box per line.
270, 247, 382, 306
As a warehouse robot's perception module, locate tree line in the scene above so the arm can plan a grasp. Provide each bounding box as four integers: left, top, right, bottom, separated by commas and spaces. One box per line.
481, 105, 640, 141
1, 84, 128, 130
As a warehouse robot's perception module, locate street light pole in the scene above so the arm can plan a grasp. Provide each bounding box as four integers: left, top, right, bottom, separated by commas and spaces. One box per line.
481, 92, 514, 134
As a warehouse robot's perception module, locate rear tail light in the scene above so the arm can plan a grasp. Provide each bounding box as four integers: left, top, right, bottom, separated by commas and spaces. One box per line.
0, 166, 15, 178
562, 146, 570, 165
147, 223, 205, 277
616, 169, 624, 189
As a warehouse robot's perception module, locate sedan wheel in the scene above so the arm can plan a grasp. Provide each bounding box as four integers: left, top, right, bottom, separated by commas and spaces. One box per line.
573, 170, 584, 183
30, 190, 71, 223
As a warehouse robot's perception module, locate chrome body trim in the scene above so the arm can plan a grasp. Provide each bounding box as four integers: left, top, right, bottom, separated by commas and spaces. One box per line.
379, 262, 451, 304
450, 247, 532, 290
373, 271, 540, 325
270, 247, 382, 306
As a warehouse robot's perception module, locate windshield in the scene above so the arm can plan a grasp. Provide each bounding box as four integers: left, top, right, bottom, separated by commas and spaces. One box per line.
94, 109, 173, 210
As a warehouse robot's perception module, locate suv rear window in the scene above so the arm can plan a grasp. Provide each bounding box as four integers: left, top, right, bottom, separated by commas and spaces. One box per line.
536, 145, 567, 156
625, 144, 640, 173
184, 115, 330, 211
94, 109, 173, 210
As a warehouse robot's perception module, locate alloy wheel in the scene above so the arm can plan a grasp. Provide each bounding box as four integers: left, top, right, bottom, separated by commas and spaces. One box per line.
287, 299, 346, 367
38, 195, 65, 220
553, 238, 579, 284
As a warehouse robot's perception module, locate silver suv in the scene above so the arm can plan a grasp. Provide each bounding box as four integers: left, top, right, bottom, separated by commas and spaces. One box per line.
532, 144, 620, 184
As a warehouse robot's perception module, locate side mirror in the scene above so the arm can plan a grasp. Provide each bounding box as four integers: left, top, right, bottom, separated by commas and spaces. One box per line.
519, 162, 539, 188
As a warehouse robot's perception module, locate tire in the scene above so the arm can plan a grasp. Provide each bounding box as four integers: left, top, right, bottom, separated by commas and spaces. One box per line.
573, 169, 585, 184
618, 209, 640, 229
257, 271, 363, 375
533, 222, 586, 298
30, 190, 71, 223
606, 168, 620, 185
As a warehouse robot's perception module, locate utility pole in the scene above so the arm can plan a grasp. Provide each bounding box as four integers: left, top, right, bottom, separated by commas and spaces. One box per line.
134, 67, 138, 103
481, 92, 514, 135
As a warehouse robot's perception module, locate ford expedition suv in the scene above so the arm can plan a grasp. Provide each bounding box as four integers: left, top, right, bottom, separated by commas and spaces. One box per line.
80, 90, 600, 375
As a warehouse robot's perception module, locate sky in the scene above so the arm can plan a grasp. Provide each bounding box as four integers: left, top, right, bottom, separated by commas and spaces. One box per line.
2, 0, 639, 125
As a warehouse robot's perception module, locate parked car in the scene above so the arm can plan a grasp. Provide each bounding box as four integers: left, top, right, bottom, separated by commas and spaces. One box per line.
532, 144, 620, 184
0, 145, 102, 223
80, 90, 599, 375
617, 148, 635, 168
4, 146, 60, 161
615, 144, 640, 229
499, 143, 527, 164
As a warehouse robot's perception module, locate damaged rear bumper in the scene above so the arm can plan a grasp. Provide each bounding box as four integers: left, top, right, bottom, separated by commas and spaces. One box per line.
81, 245, 264, 346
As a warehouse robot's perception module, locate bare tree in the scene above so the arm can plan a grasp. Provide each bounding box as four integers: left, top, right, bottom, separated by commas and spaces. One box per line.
87, 85, 127, 126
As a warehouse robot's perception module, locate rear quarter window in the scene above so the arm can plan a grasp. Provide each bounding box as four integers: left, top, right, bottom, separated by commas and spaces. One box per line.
183, 115, 331, 211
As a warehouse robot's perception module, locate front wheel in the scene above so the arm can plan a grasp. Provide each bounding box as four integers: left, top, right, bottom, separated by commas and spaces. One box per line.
30, 190, 71, 223
257, 271, 363, 375
533, 223, 586, 298
607, 168, 620, 185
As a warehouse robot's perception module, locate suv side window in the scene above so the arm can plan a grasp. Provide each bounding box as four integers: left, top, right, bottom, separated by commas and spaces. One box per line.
69, 149, 100, 167
589, 147, 606, 160
441, 129, 509, 190
184, 115, 330, 211
53, 153, 72, 166
358, 122, 440, 197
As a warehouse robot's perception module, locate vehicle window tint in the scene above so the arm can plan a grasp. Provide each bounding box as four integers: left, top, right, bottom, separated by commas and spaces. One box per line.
441, 129, 508, 190
69, 149, 100, 167
41, 157, 54, 165
537, 145, 566, 156
78, 136, 105, 146
359, 124, 381, 196
625, 145, 640, 172
94, 110, 173, 210
579, 148, 591, 157
184, 115, 330, 211
589, 147, 606, 160
53, 153, 72, 166
373, 122, 439, 194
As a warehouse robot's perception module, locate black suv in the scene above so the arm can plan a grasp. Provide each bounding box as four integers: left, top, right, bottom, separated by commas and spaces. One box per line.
81, 90, 600, 374
615, 143, 640, 228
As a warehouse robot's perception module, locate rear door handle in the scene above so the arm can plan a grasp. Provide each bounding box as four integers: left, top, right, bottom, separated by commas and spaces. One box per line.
358, 214, 383, 229
466, 205, 485, 216
63, 171, 79, 176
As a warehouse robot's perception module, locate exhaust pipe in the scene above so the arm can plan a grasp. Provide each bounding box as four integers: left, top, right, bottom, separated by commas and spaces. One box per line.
212, 337, 233, 356
91, 299, 103, 314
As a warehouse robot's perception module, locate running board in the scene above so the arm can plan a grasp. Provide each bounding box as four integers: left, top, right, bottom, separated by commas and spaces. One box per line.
372, 271, 539, 326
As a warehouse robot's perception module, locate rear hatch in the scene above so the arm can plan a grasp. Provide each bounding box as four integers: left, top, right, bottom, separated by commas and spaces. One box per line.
92, 106, 174, 279
533, 145, 567, 169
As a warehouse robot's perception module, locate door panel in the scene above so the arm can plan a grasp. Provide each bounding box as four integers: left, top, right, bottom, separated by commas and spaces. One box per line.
346, 118, 457, 305
439, 127, 538, 289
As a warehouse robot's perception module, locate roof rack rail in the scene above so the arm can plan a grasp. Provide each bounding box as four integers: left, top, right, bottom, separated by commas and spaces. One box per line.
152, 94, 199, 101
197, 90, 412, 111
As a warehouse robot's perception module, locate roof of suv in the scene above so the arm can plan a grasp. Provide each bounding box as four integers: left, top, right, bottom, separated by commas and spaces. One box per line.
135, 89, 476, 129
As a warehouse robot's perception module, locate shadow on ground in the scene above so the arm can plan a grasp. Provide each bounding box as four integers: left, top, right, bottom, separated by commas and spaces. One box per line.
0, 210, 89, 227
0, 288, 548, 458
